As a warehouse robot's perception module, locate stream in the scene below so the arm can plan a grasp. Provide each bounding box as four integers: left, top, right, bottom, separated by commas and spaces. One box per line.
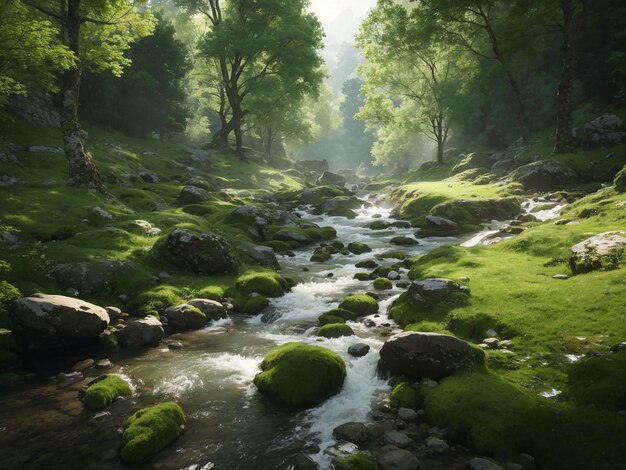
0, 192, 566, 470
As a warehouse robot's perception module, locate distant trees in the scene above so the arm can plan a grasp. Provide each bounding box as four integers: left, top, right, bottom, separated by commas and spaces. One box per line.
177, 0, 325, 158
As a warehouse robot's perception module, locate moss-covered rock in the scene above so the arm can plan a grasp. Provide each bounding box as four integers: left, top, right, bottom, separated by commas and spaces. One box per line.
353, 272, 372, 281
355, 260, 378, 269
335, 452, 378, 470
390, 236, 418, 246
338, 295, 379, 316
373, 278, 393, 290
324, 308, 359, 322
390, 380, 418, 409
376, 250, 406, 260
242, 295, 270, 314
163, 304, 207, 330
121, 402, 186, 464
348, 242, 372, 255
311, 248, 332, 262
317, 323, 355, 338
450, 153, 493, 176
319, 314, 346, 325
235, 272, 290, 297
429, 197, 521, 226
164, 227, 238, 275
253, 342, 346, 409
83, 375, 132, 410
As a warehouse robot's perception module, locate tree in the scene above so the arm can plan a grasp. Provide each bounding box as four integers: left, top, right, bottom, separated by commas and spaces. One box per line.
357, 0, 463, 165
177, 0, 325, 158
25, 0, 154, 189
338, 78, 375, 169
0, 0, 73, 107
82, 13, 192, 139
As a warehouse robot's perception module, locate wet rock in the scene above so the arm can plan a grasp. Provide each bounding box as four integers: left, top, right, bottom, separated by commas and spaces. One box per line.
187, 298, 228, 321
469, 457, 504, 470
164, 227, 238, 275
348, 343, 370, 357
348, 242, 372, 255
116, 316, 164, 348
168, 341, 184, 350
333, 421, 370, 444
239, 242, 280, 270
509, 160, 575, 191
397, 408, 418, 421
409, 278, 461, 304
52, 260, 132, 296
96, 359, 113, 369
569, 231, 626, 274
368, 220, 392, 230
380, 332, 484, 381
311, 248, 332, 262
57, 371, 83, 382
388, 271, 400, 280
72, 359, 95, 372
378, 449, 420, 470
316, 171, 346, 187
383, 430, 413, 448
425, 436, 449, 453
292, 453, 319, 470
356, 260, 379, 269
11, 294, 110, 352
163, 304, 208, 330
391, 236, 418, 246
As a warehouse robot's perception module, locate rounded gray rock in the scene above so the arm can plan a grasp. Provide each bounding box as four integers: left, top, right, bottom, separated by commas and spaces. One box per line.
378, 449, 420, 470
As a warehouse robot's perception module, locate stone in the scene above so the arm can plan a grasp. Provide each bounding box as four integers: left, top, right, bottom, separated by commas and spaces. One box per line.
292, 453, 319, 470
57, 371, 83, 382
397, 407, 418, 421
569, 231, 626, 274
105, 306, 122, 321
408, 278, 459, 304
138, 171, 159, 183
424, 215, 460, 233
391, 236, 419, 246
165, 227, 238, 275
482, 337, 499, 349
509, 160, 575, 191
333, 422, 370, 444
72, 359, 95, 372
316, 171, 346, 187
240, 242, 280, 270
348, 242, 372, 255
378, 449, 420, 470
11, 294, 110, 352
553, 274, 570, 280
96, 359, 114, 369
116, 316, 164, 348
187, 298, 228, 321
383, 430, 413, 448
176, 185, 209, 205
348, 343, 371, 357
163, 304, 208, 330
168, 341, 184, 350
425, 436, 449, 453
52, 260, 132, 296
491, 159, 515, 176
451, 153, 493, 175
468, 457, 504, 470
573, 114, 626, 149
380, 332, 484, 381
429, 198, 520, 225
295, 159, 329, 175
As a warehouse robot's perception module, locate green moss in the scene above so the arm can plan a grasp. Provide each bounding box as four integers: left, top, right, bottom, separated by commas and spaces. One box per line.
390, 236, 418, 246
335, 452, 377, 470
566, 353, 626, 411
234, 271, 290, 297
196, 285, 225, 301
338, 295, 379, 316
253, 342, 346, 409
317, 323, 355, 338
324, 308, 359, 322
376, 250, 406, 260
353, 272, 371, 281
348, 242, 372, 255
311, 249, 332, 262
373, 277, 393, 290
355, 260, 378, 269
83, 375, 132, 410
0, 280, 21, 328
318, 314, 346, 325
121, 402, 186, 464
390, 380, 418, 409
242, 295, 269, 314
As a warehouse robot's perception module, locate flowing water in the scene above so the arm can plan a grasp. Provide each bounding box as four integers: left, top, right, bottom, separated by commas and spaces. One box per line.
0, 193, 537, 469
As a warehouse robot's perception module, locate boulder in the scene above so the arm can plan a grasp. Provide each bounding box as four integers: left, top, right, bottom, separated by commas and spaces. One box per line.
348, 242, 372, 255
316, 171, 346, 187
408, 278, 459, 304
569, 231, 626, 274
318, 196, 363, 216
509, 160, 575, 191
491, 159, 515, 176
164, 227, 238, 275
253, 342, 346, 409
451, 153, 493, 176
52, 260, 132, 296
83, 374, 132, 410
295, 159, 329, 175
383, 430, 413, 448
187, 298, 228, 321
163, 304, 208, 330
348, 343, 370, 357
176, 185, 209, 205
380, 332, 484, 381
429, 198, 521, 225
116, 316, 164, 348
11, 294, 109, 351
614, 165, 626, 193
317, 323, 355, 338
230, 205, 297, 240
424, 215, 459, 233
333, 422, 370, 444
338, 295, 379, 316
378, 449, 420, 470
573, 114, 626, 150
239, 242, 280, 270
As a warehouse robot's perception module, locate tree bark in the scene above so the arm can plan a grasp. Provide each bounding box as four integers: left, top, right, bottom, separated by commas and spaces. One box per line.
554, 0, 587, 154
62, 0, 103, 190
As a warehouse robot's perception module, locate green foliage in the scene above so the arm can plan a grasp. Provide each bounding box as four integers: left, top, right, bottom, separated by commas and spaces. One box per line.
0, 280, 21, 328
121, 402, 186, 464
253, 342, 346, 409
566, 353, 626, 411
338, 295, 379, 317
335, 453, 378, 470
83, 375, 132, 410
317, 323, 355, 339
390, 380, 418, 409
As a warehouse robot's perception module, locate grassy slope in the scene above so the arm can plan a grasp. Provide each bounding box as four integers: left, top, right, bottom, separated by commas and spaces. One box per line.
384, 142, 626, 468
0, 117, 304, 311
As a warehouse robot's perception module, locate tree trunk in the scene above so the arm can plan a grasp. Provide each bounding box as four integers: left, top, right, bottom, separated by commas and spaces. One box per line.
503, 68, 531, 140
62, 0, 103, 190
554, 0, 583, 154
436, 114, 444, 165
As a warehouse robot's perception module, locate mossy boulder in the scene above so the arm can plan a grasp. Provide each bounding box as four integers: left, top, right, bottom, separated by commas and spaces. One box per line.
164, 227, 238, 275
348, 242, 372, 255
319, 314, 346, 325
390, 236, 419, 246
368, 220, 391, 230
354, 272, 372, 281
569, 231, 626, 274
509, 160, 576, 191
373, 278, 393, 290
121, 402, 186, 464
355, 260, 378, 269
176, 185, 210, 205
317, 323, 355, 338
325, 308, 359, 322
163, 304, 207, 330
429, 197, 521, 226
376, 250, 406, 260
390, 380, 418, 409
83, 375, 132, 410
450, 153, 493, 176
311, 248, 332, 262
335, 453, 378, 470
242, 295, 270, 314
253, 342, 346, 409
235, 272, 290, 297
338, 294, 379, 317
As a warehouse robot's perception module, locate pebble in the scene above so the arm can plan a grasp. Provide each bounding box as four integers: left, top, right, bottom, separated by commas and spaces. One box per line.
347, 343, 370, 357
553, 274, 570, 280
397, 408, 418, 421
168, 341, 184, 350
